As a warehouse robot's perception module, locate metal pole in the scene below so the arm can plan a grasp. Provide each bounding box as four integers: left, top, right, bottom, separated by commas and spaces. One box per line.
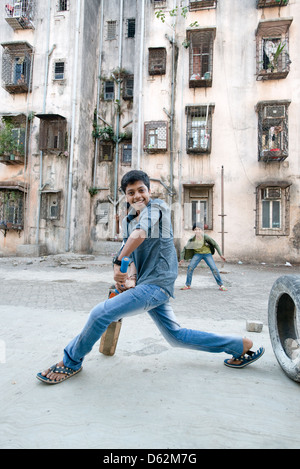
221, 165, 225, 254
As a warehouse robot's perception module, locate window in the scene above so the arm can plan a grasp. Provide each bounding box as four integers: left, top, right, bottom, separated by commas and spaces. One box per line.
104, 81, 114, 100
187, 29, 216, 88
1, 41, 33, 94
144, 121, 168, 153
0, 190, 24, 230
57, 0, 68, 12
37, 114, 67, 152
256, 100, 290, 162
41, 191, 61, 220
107, 21, 117, 40
256, 19, 292, 81
127, 19, 135, 38
99, 144, 113, 162
183, 185, 213, 230
148, 48, 167, 75
186, 105, 214, 153
54, 61, 65, 80
122, 143, 132, 165
256, 184, 290, 236
189, 0, 217, 10
123, 75, 134, 100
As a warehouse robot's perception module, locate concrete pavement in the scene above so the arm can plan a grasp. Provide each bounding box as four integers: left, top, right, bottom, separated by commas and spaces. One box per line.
0, 253, 300, 449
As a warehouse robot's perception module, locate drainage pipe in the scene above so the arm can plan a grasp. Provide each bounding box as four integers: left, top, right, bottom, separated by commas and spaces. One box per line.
169, 0, 177, 206
35, 0, 51, 245
65, 0, 81, 251
93, 0, 104, 187
136, 0, 145, 170
112, 0, 124, 238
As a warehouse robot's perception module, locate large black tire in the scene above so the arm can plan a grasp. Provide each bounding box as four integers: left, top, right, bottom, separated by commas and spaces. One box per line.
268, 275, 300, 382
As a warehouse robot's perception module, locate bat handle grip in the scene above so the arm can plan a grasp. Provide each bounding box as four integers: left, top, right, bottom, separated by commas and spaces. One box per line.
120, 257, 130, 273
114, 257, 131, 294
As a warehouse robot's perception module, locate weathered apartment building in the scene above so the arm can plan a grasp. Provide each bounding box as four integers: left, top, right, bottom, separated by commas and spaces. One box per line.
0, 0, 299, 263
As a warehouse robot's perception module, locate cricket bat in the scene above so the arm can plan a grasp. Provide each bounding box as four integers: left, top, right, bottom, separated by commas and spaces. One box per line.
99, 257, 130, 356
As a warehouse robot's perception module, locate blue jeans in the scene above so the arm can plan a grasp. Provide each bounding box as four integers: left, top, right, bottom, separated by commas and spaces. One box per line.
186, 253, 223, 287
63, 284, 243, 370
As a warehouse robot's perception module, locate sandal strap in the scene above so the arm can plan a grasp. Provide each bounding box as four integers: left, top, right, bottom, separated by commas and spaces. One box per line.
52, 365, 77, 375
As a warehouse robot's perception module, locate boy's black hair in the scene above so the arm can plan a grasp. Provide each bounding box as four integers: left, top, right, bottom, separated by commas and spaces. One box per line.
121, 170, 150, 193
192, 222, 204, 231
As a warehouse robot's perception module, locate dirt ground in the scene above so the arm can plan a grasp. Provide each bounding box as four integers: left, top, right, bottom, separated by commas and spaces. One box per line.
0, 253, 299, 449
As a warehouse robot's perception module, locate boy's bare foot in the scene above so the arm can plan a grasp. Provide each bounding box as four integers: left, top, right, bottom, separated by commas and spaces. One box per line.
41, 360, 67, 382
37, 361, 82, 384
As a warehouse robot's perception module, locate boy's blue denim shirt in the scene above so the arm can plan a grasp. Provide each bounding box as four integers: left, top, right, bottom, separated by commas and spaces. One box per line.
121, 198, 178, 298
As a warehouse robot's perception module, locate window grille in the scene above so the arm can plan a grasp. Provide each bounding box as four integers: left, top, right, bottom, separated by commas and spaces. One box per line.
144, 121, 168, 153
189, 0, 217, 11
107, 21, 117, 40
148, 48, 166, 75
256, 19, 292, 81
127, 19, 135, 38
1, 41, 33, 94
255, 183, 290, 236
104, 81, 114, 100
187, 29, 215, 88
99, 144, 113, 162
122, 143, 132, 165
186, 105, 214, 154
0, 190, 24, 228
57, 0, 68, 11
257, 0, 289, 8
54, 61, 65, 80
37, 114, 67, 152
256, 100, 290, 162
123, 75, 134, 100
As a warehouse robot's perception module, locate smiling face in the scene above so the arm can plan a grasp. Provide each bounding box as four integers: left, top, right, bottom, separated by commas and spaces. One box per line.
125, 180, 151, 213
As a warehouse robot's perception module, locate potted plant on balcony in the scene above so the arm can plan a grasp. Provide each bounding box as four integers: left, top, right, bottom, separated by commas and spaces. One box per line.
0, 120, 25, 163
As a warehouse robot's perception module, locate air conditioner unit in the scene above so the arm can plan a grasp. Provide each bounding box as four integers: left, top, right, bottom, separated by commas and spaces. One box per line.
263, 188, 281, 200
264, 105, 285, 119
13, 2, 23, 17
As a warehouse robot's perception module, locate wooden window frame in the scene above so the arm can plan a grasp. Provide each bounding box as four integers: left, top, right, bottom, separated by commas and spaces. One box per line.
37, 114, 67, 152
255, 183, 291, 236
183, 185, 214, 230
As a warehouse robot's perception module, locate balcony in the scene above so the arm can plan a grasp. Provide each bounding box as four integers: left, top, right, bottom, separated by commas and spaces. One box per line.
0, 114, 27, 166
5, 1, 35, 30
256, 18, 292, 81
1, 41, 33, 94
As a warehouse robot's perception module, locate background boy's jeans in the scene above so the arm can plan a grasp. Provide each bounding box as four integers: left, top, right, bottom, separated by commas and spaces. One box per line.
186, 253, 223, 287
63, 284, 243, 370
